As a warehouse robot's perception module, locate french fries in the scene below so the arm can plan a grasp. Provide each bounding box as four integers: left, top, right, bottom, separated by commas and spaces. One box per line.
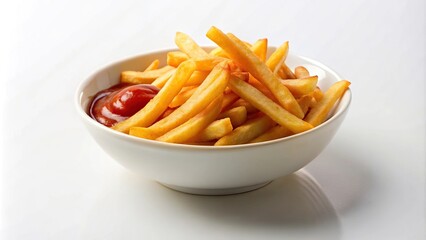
144, 59, 160, 71
151, 69, 176, 88
278, 64, 296, 79
192, 117, 233, 142
304, 80, 351, 127
175, 32, 209, 58
167, 51, 189, 67
266, 41, 289, 73
294, 66, 310, 78
281, 76, 318, 97
250, 125, 292, 143
147, 61, 230, 137
156, 95, 223, 143
206, 27, 304, 118
95, 27, 350, 145
215, 114, 275, 146
251, 38, 268, 62
218, 106, 247, 128
228, 76, 313, 133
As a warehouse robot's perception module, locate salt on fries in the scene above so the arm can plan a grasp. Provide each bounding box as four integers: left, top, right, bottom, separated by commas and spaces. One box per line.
110, 27, 350, 145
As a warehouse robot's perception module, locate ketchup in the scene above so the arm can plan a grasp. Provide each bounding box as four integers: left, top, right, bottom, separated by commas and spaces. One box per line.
89, 83, 159, 127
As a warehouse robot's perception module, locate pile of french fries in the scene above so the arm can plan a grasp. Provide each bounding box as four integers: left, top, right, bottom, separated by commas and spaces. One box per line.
112, 26, 351, 146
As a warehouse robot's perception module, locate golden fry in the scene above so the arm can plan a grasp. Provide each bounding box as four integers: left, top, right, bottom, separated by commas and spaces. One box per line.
129, 127, 157, 140
167, 51, 189, 67
297, 94, 316, 115
228, 76, 313, 133
169, 86, 197, 108
312, 87, 324, 102
281, 76, 318, 97
151, 69, 177, 88
230, 98, 258, 114
192, 117, 233, 142
218, 106, 247, 127
148, 61, 230, 137
278, 64, 296, 79
266, 41, 289, 73
215, 114, 275, 146
185, 71, 210, 86
251, 38, 268, 62
175, 32, 209, 58
121, 66, 175, 84
112, 60, 196, 133
221, 92, 240, 111
157, 95, 223, 143
192, 56, 227, 71
250, 125, 292, 143
294, 66, 310, 78
209, 47, 229, 58
304, 80, 351, 126
144, 59, 160, 71
206, 26, 304, 118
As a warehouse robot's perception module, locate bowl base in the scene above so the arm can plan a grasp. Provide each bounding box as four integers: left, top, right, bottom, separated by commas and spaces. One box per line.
160, 181, 272, 196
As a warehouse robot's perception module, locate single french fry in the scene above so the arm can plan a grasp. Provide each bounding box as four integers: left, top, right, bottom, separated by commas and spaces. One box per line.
148, 61, 231, 137
112, 60, 196, 133
209, 47, 230, 58
212, 41, 261, 58
185, 71, 210, 86
151, 69, 177, 88
313, 87, 324, 102
278, 63, 296, 79
294, 66, 310, 78
251, 38, 268, 62
281, 76, 318, 97
230, 98, 258, 114
156, 95, 223, 143
248, 75, 277, 101
192, 56, 227, 71
206, 27, 304, 118
250, 125, 292, 143
169, 86, 197, 108
144, 59, 160, 71
215, 114, 275, 146
129, 127, 157, 140
304, 80, 351, 126
192, 117, 233, 142
121, 66, 175, 84
218, 106, 247, 127
159, 108, 175, 119
175, 32, 209, 58
231, 71, 249, 81
228, 76, 313, 133
221, 92, 239, 111
266, 41, 289, 73
167, 51, 189, 67
297, 94, 316, 115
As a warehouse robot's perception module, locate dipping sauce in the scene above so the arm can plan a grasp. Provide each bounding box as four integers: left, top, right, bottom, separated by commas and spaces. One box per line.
89, 84, 159, 127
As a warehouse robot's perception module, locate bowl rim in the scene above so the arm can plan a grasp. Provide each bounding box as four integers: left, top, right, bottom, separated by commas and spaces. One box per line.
75, 48, 352, 150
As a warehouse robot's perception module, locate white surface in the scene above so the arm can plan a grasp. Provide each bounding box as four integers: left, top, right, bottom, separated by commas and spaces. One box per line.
0, 0, 425, 239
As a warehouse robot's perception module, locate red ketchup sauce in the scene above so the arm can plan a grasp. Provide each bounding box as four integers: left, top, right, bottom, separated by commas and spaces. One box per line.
89, 83, 159, 127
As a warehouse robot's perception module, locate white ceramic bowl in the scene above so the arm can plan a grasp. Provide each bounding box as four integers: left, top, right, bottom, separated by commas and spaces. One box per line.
75, 48, 351, 195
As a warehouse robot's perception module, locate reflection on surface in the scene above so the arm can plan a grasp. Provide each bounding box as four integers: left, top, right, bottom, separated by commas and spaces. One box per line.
82, 169, 341, 239
173, 170, 340, 228
306, 143, 372, 214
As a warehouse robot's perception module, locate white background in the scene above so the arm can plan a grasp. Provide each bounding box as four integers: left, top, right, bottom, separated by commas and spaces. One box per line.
0, 0, 425, 239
